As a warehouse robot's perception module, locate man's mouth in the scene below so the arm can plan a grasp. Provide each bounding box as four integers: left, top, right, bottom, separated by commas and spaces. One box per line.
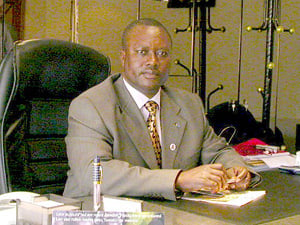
142, 70, 160, 76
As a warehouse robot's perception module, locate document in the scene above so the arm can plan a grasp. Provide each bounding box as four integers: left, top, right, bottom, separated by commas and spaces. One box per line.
182, 190, 266, 207
262, 155, 296, 168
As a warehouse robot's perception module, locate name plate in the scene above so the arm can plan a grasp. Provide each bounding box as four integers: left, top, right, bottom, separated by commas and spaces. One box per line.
102, 195, 143, 212
52, 211, 164, 225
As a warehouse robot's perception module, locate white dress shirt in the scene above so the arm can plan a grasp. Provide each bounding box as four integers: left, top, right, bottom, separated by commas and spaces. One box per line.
123, 78, 162, 145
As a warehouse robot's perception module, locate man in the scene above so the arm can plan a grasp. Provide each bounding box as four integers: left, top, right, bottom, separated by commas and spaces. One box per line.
63, 18, 261, 201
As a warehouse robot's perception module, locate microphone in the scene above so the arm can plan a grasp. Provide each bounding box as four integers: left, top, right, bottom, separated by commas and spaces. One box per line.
93, 156, 102, 211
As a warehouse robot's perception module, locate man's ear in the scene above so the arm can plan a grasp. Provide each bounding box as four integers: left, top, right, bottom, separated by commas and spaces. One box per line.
120, 50, 126, 67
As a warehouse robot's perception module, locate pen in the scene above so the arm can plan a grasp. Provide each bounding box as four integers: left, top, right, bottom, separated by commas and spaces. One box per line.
93, 156, 102, 211
191, 190, 224, 197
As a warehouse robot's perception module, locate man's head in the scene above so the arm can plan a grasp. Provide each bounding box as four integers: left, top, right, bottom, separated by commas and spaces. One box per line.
120, 18, 172, 98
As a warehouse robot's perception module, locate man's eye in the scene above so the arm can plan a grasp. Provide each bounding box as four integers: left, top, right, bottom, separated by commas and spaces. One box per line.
136, 50, 147, 55
157, 50, 169, 57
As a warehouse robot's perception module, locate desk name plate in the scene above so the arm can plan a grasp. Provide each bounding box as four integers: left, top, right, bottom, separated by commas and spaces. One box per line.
52, 211, 164, 225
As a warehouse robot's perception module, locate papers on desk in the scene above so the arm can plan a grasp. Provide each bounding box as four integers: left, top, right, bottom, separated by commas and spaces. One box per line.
261, 154, 297, 168
182, 190, 266, 207
244, 154, 297, 172
232, 138, 297, 171
278, 165, 300, 175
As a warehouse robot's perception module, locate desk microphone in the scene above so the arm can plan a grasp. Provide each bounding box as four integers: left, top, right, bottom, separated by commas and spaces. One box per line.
93, 156, 102, 211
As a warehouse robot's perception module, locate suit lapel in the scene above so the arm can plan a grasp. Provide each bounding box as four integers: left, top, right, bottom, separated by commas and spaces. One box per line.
114, 78, 160, 169
161, 90, 186, 169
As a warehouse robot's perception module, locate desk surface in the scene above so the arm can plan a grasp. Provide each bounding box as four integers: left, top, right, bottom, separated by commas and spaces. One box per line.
142, 170, 300, 224
81, 170, 300, 225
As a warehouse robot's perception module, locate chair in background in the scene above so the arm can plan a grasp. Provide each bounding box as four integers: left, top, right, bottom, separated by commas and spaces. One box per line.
0, 39, 111, 194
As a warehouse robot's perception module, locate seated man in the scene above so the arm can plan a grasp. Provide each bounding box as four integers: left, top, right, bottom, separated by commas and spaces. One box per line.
63, 18, 261, 201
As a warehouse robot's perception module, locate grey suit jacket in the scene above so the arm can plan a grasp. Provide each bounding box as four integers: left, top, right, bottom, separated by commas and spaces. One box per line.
63, 73, 259, 200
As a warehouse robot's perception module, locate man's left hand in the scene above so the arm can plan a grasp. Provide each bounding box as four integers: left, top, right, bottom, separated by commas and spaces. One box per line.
226, 166, 251, 191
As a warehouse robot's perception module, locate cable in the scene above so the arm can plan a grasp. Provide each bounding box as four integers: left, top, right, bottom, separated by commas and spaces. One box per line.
218, 126, 237, 145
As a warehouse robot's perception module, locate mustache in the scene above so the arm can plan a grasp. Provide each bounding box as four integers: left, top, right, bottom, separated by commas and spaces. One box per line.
140, 69, 160, 75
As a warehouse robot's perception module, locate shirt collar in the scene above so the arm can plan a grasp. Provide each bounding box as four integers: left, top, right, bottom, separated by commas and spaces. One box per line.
123, 77, 161, 109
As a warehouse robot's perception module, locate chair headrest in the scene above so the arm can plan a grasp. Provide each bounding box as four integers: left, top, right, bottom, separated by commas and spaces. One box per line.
15, 39, 111, 99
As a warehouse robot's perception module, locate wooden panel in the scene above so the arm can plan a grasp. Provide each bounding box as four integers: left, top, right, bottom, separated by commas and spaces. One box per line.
4, 0, 25, 40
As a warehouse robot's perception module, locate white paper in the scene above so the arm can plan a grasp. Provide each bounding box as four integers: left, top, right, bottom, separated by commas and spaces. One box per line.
262, 155, 296, 168
182, 190, 266, 207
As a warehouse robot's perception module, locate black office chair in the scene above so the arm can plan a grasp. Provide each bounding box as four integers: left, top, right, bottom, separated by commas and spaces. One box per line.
0, 39, 110, 194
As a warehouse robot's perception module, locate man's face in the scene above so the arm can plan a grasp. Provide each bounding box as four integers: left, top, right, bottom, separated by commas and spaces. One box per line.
121, 25, 172, 98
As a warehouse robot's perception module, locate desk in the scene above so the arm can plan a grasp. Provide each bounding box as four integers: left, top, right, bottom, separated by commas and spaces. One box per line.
80, 170, 300, 225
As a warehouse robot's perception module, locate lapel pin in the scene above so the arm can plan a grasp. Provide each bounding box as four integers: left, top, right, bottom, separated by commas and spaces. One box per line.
175, 122, 181, 128
170, 143, 177, 151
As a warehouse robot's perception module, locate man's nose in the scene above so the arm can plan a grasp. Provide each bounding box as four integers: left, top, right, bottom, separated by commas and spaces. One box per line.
146, 52, 159, 67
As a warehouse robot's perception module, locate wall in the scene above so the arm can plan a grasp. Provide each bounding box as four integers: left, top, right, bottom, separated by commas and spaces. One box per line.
24, 0, 299, 152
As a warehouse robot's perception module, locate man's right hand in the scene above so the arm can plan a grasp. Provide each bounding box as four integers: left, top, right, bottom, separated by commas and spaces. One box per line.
175, 164, 228, 193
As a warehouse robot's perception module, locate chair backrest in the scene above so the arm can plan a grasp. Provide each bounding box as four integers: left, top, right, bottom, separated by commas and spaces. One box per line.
0, 39, 110, 194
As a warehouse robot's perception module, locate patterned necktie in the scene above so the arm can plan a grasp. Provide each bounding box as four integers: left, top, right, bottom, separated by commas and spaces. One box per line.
144, 101, 162, 168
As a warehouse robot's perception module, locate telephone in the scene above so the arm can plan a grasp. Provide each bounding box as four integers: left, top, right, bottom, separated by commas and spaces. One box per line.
0, 191, 40, 203
0, 191, 40, 225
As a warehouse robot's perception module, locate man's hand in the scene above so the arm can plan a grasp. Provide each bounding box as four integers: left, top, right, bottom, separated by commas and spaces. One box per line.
226, 166, 251, 191
175, 164, 228, 193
